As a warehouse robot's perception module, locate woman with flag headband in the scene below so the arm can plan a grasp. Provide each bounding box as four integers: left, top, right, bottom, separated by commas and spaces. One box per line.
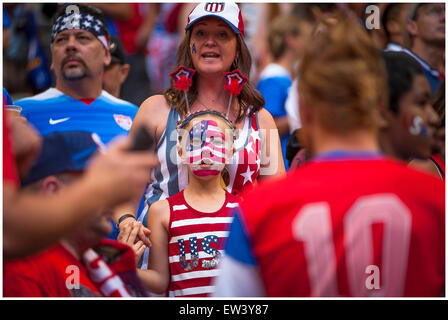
114, 2, 285, 264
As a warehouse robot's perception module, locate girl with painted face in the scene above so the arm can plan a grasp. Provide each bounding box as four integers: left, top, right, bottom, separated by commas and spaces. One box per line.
177, 111, 235, 178
113, 3, 285, 250
135, 111, 240, 297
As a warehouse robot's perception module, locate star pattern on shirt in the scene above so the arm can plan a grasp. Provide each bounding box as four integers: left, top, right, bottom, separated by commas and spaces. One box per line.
240, 166, 255, 185
255, 157, 261, 170
202, 235, 219, 255
246, 141, 254, 155
250, 130, 261, 143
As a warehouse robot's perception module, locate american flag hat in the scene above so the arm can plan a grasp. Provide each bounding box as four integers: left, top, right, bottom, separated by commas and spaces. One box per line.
185, 2, 244, 37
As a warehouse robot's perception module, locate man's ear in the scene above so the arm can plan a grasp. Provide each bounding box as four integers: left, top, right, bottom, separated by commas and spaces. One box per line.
41, 176, 64, 195
120, 64, 131, 85
104, 48, 112, 68
406, 20, 418, 38
377, 105, 398, 130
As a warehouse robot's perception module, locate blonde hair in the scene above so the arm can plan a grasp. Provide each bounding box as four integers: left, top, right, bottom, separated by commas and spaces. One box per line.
298, 13, 387, 134
268, 15, 306, 60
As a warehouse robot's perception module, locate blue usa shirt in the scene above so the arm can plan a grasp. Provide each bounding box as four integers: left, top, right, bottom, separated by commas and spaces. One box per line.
257, 63, 292, 170
17, 88, 138, 144
17, 88, 139, 239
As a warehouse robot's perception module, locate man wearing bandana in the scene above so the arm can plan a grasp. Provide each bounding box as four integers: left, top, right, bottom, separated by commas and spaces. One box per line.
16, 4, 138, 145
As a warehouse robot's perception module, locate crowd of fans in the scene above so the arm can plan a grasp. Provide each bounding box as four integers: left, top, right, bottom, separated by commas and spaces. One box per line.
2, 2, 445, 298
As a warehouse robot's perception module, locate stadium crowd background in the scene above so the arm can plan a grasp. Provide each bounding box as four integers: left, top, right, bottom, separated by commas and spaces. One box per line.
4, 3, 432, 103
2, 2, 445, 298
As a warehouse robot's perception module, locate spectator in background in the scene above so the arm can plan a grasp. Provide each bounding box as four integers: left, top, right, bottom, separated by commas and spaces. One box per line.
215, 13, 444, 298
3, 4, 52, 96
405, 3, 445, 94
93, 3, 159, 105
379, 51, 440, 163
257, 15, 310, 170
409, 80, 445, 179
239, 3, 282, 83
146, 3, 183, 94
382, 3, 412, 52
103, 35, 130, 98
12, 3, 148, 242
284, 4, 340, 152
16, 4, 138, 145
3, 110, 156, 260
3, 131, 150, 297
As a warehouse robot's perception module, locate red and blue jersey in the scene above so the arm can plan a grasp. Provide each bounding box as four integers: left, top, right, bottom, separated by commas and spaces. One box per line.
217, 152, 445, 297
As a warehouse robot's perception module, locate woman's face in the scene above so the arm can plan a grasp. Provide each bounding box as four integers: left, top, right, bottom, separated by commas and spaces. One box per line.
389, 74, 440, 160
189, 17, 238, 76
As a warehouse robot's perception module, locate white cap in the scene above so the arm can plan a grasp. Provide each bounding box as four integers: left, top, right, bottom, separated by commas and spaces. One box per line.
185, 2, 244, 36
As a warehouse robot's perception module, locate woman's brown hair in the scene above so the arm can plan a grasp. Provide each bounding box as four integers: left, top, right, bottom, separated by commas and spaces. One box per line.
298, 12, 387, 134
164, 29, 265, 123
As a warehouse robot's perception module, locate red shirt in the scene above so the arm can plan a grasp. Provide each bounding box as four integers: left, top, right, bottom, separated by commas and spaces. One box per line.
240, 157, 445, 296
3, 239, 148, 297
3, 244, 100, 297
115, 3, 143, 55
167, 190, 239, 297
431, 154, 445, 179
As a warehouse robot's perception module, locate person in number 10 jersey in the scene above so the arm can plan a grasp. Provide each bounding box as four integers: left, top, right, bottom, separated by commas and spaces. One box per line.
214, 12, 445, 297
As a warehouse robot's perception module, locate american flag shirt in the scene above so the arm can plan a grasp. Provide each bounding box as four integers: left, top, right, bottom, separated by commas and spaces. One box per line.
227, 112, 261, 194
166, 190, 239, 297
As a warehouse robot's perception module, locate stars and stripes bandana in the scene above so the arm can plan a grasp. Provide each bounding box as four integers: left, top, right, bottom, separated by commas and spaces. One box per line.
51, 12, 109, 51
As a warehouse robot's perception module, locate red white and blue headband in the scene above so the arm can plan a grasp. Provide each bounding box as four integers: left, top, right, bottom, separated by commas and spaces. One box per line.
51, 12, 110, 51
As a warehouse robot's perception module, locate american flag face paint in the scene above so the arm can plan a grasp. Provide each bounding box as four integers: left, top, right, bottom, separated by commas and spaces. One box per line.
184, 119, 227, 176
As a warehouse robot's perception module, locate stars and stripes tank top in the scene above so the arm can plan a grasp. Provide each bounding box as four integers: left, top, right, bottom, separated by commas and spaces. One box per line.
166, 190, 239, 297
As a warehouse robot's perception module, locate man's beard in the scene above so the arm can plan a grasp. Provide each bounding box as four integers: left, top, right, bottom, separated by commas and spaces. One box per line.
61, 55, 88, 80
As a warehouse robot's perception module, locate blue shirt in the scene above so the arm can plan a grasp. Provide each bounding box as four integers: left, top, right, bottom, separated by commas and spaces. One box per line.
257, 64, 292, 170
17, 88, 138, 144
17, 88, 138, 239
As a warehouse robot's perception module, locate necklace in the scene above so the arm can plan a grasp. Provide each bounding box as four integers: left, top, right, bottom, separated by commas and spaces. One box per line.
195, 96, 236, 115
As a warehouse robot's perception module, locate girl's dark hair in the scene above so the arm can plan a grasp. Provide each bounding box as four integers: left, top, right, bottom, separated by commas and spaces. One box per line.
382, 51, 423, 114
164, 29, 265, 123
